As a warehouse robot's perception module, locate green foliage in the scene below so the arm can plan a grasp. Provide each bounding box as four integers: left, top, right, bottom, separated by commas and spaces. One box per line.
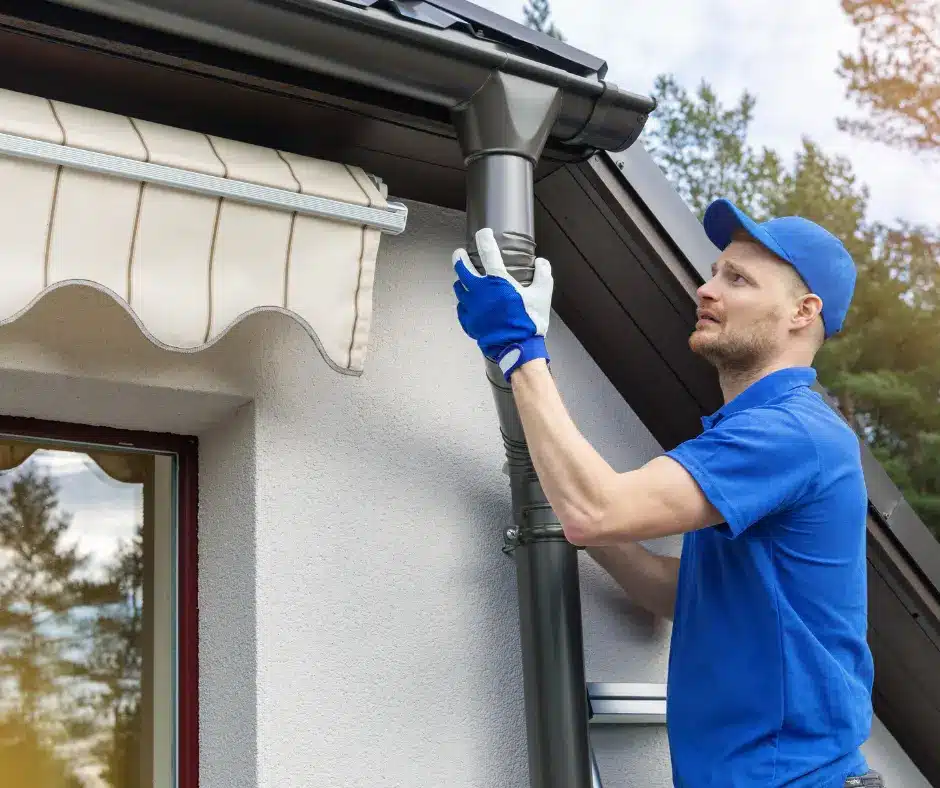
643, 75, 786, 220
643, 74, 940, 538
837, 0, 940, 153
523, 0, 566, 40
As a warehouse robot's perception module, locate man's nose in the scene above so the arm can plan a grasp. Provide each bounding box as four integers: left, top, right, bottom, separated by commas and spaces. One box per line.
697, 276, 719, 302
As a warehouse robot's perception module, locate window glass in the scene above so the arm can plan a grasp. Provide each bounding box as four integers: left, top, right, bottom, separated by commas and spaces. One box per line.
0, 440, 175, 788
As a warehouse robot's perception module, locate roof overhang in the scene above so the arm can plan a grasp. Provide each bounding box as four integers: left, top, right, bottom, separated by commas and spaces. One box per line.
31, 0, 655, 154
0, 0, 937, 782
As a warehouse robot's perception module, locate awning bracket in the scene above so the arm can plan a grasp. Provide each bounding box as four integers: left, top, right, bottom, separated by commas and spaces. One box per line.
0, 130, 408, 235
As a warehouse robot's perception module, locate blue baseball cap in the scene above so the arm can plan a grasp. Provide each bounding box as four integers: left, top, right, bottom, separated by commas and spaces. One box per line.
702, 198, 857, 337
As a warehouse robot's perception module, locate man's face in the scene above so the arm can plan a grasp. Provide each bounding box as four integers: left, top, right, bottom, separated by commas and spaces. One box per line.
690, 236, 801, 371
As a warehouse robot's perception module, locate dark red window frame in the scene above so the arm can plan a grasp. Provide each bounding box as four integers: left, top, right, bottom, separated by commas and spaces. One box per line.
0, 414, 199, 788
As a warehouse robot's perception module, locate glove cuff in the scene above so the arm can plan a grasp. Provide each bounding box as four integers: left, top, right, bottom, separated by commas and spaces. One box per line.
496, 336, 550, 381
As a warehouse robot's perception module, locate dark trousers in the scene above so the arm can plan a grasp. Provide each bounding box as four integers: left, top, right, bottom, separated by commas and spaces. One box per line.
844, 771, 885, 787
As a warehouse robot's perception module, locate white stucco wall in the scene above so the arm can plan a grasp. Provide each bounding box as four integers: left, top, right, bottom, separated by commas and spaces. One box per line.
862, 717, 933, 788
0, 197, 925, 788
0, 197, 674, 787
245, 200, 677, 788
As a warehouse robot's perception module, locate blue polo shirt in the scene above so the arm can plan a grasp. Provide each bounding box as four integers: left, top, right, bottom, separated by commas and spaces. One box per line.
664, 367, 874, 787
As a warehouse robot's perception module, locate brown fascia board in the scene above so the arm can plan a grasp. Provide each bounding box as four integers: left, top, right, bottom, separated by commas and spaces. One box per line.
866, 511, 940, 785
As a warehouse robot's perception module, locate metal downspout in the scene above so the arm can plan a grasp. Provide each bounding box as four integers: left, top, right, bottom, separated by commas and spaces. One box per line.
453, 72, 595, 788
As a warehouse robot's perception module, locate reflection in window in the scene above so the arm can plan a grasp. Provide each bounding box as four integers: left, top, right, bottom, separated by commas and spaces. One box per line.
0, 441, 175, 788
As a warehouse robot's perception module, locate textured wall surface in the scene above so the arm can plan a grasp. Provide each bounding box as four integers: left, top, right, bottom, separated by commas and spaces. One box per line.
0, 197, 674, 787
198, 402, 258, 788
0, 198, 925, 788
247, 200, 676, 788
862, 717, 933, 788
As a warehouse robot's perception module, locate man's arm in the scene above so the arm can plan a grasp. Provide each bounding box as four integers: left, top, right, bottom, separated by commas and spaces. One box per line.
509, 359, 724, 546
587, 544, 680, 620
450, 229, 721, 545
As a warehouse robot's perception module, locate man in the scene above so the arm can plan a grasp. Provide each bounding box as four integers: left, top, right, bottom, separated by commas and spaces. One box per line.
451, 198, 882, 787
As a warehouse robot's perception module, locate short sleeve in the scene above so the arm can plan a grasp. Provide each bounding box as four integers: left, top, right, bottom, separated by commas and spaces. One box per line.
665, 406, 819, 538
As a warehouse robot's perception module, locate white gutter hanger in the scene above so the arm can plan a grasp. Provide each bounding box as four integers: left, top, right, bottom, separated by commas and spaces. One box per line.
0, 88, 408, 375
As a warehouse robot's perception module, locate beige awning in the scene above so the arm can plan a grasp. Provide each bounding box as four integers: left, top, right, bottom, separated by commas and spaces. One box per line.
0, 88, 407, 375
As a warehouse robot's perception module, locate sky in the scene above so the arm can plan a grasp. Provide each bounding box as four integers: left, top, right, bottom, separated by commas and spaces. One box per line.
1, 449, 141, 579
474, 0, 939, 227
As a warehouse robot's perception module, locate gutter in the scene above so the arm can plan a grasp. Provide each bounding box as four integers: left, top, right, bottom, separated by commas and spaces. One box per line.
47, 0, 655, 153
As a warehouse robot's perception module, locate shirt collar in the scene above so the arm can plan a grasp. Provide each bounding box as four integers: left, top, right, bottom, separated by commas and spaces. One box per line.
701, 366, 817, 430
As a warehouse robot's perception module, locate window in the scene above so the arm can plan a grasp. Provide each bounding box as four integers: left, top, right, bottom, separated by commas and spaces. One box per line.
0, 417, 197, 788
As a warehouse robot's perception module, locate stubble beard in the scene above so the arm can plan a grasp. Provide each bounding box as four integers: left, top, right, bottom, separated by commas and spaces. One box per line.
689, 320, 778, 376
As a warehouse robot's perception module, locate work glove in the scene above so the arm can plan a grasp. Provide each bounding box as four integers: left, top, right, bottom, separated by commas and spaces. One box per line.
452, 227, 553, 380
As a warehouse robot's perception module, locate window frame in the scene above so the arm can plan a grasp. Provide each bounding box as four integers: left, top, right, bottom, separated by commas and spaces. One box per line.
0, 413, 199, 788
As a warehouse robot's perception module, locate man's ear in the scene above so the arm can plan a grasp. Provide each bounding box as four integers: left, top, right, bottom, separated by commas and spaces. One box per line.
793, 293, 824, 330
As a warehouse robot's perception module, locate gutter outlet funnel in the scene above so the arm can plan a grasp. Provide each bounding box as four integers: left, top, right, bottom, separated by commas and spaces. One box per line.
454, 72, 562, 284
454, 71, 594, 788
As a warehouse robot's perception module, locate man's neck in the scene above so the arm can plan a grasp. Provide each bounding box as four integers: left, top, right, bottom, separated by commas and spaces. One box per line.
718, 368, 758, 404
718, 358, 810, 404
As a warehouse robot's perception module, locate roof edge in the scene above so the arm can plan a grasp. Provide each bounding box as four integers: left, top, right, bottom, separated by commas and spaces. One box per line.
46, 0, 655, 153
402, 0, 609, 78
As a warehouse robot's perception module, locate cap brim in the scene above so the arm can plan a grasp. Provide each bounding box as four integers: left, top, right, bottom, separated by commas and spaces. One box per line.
703, 198, 791, 263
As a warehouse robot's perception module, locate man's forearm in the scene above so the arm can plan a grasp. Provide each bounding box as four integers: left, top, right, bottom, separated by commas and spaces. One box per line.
508, 359, 621, 543
587, 544, 680, 620
453, 230, 718, 546
507, 359, 721, 545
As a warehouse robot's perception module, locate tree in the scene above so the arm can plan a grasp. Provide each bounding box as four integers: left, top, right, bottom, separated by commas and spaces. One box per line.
0, 468, 96, 751
642, 75, 786, 221
0, 465, 145, 786
644, 74, 940, 537
837, 0, 940, 153
834, 1, 940, 526
87, 524, 144, 788
523, 0, 565, 40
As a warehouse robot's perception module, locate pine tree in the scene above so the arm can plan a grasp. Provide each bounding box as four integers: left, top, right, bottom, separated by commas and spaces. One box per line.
837, 0, 940, 154
523, 0, 566, 40
0, 465, 144, 785
831, 1, 940, 527
88, 524, 144, 788
641, 74, 786, 221
0, 470, 91, 723
0, 467, 94, 783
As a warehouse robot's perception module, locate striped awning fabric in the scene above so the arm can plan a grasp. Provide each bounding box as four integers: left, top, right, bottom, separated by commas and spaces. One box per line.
0, 87, 408, 375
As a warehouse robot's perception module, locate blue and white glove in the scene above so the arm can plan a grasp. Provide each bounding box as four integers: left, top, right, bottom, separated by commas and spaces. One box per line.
452, 227, 553, 380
